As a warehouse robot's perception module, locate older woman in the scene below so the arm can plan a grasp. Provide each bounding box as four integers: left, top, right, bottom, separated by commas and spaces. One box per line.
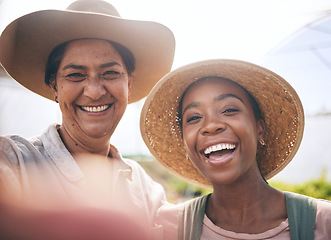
0, 0, 175, 233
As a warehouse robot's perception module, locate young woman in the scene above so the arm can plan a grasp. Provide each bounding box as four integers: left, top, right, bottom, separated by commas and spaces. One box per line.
140, 59, 331, 239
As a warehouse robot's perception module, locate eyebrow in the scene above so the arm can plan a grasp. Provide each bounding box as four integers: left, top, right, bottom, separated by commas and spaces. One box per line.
100, 62, 121, 68
182, 93, 243, 115
216, 93, 243, 103
182, 102, 200, 115
62, 64, 87, 71
62, 62, 120, 71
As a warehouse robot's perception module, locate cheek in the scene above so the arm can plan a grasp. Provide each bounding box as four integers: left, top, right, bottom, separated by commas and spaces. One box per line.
236, 118, 259, 154
182, 127, 198, 155
56, 83, 80, 111
107, 81, 130, 100
57, 86, 75, 103
235, 114, 258, 136
55, 80, 70, 96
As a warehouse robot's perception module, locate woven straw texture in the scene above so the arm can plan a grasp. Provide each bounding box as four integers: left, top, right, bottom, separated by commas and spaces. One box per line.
140, 59, 304, 188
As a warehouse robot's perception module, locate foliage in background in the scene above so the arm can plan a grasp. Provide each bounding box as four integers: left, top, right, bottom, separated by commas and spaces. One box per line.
127, 155, 211, 203
128, 155, 331, 203
269, 170, 331, 200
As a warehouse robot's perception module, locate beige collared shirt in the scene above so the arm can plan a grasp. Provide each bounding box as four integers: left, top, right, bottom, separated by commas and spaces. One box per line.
0, 124, 166, 231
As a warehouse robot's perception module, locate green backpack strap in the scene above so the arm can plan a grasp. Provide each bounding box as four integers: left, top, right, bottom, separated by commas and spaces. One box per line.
285, 191, 317, 240
178, 194, 209, 240
179, 192, 317, 240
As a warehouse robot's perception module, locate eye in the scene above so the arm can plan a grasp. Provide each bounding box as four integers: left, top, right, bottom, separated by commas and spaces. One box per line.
100, 70, 121, 80
65, 73, 86, 82
185, 114, 202, 124
222, 108, 239, 115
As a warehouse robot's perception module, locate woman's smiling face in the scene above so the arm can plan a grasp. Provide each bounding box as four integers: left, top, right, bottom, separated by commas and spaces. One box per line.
180, 77, 264, 185
53, 39, 132, 141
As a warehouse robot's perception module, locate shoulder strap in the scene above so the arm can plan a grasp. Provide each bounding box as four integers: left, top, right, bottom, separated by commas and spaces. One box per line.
178, 194, 209, 240
285, 191, 317, 240
178, 192, 317, 240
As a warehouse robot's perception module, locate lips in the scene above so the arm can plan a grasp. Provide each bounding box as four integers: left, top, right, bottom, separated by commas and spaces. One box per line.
79, 104, 111, 113
202, 143, 237, 164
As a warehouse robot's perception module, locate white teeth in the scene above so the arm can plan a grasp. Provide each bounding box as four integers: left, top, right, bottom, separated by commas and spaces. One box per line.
81, 105, 109, 112
204, 143, 236, 155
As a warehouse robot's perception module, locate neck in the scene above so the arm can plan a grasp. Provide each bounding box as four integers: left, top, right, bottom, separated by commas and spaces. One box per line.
206, 175, 286, 233
211, 174, 269, 209
58, 125, 111, 157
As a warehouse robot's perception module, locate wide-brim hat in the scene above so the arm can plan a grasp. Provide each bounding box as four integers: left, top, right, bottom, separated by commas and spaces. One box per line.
0, 0, 175, 103
140, 59, 304, 188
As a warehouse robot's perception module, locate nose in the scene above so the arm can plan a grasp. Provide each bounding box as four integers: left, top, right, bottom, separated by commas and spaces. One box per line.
200, 115, 226, 136
83, 77, 107, 100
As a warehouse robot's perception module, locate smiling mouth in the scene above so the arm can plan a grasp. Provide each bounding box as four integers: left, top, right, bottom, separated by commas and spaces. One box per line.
203, 143, 236, 160
79, 104, 111, 113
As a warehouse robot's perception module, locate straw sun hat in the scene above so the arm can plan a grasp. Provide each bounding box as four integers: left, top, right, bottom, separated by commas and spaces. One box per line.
140, 59, 304, 187
0, 0, 175, 103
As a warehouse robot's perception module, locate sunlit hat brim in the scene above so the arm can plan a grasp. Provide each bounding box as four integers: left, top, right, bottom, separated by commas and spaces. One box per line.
0, 9, 175, 103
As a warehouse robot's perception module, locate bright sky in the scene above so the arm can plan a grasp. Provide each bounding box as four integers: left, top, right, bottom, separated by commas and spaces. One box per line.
1, 0, 331, 156
1, 0, 331, 68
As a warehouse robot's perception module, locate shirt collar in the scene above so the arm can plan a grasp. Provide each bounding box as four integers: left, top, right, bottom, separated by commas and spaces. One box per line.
42, 124, 133, 182
108, 143, 133, 181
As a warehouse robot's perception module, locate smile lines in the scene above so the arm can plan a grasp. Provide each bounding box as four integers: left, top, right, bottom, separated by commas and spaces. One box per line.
80, 104, 111, 113
204, 143, 236, 155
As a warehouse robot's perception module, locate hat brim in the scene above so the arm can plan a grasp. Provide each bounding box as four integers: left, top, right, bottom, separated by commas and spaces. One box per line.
0, 10, 175, 103
140, 59, 304, 188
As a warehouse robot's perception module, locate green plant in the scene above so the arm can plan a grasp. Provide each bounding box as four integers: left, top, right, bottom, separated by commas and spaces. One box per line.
269, 171, 331, 200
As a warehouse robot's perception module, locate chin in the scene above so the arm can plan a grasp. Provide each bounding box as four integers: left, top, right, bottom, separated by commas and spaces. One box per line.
208, 172, 240, 186
84, 126, 115, 139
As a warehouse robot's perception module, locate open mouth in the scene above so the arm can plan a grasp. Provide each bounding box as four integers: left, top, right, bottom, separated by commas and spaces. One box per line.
79, 104, 112, 113
203, 143, 236, 160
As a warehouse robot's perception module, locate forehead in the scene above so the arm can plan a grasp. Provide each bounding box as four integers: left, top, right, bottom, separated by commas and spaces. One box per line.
183, 77, 248, 101
62, 39, 122, 62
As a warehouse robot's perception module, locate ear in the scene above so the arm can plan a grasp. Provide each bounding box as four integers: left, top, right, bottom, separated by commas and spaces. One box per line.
127, 77, 133, 98
256, 119, 265, 140
50, 81, 58, 102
